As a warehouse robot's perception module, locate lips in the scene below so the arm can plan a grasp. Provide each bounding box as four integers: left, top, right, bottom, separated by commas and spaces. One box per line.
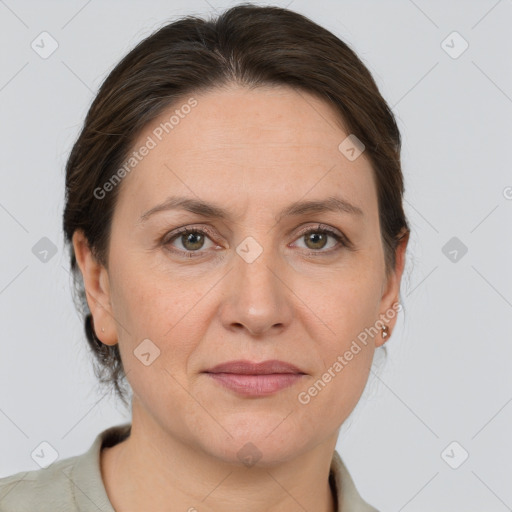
203, 360, 306, 397
204, 359, 305, 375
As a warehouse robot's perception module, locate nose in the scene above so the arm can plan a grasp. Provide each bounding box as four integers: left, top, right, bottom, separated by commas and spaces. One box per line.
219, 245, 293, 338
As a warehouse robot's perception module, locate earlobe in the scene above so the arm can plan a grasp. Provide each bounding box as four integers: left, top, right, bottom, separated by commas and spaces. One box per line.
72, 230, 117, 345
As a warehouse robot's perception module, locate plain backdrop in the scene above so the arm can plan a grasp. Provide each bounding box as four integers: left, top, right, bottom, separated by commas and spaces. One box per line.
0, 1, 511, 510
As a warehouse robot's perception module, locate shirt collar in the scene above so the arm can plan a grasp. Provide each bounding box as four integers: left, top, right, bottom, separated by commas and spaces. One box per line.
71, 422, 130, 511
330, 449, 378, 511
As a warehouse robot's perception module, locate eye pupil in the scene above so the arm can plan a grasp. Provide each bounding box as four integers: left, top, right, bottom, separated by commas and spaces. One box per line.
182, 232, 204, 250
305, 232, 327, 250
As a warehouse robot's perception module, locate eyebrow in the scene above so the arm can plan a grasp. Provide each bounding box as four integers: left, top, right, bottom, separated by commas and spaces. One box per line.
138, 195, 364, 224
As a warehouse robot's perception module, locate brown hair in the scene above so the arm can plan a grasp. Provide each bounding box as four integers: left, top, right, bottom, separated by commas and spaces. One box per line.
63, 3, 410, 407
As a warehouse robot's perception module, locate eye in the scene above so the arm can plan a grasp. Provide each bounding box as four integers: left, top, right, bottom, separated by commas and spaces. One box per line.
163, 227, 218, 258
291, 224, 348, 254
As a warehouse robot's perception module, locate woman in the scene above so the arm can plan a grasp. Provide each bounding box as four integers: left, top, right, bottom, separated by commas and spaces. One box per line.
0, 3, 409, 511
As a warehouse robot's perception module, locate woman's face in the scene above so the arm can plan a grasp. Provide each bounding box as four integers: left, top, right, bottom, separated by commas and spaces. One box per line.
76, 84, 407, 465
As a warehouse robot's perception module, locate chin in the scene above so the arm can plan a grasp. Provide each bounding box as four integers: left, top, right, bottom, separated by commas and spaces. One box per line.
208, 438, 307, 468
194, 413, 314, 468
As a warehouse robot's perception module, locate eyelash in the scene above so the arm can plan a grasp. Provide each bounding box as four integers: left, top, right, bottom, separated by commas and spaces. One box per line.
161, 224, 350, 259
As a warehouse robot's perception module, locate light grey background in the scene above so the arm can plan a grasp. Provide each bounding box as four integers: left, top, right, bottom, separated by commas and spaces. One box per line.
1, 1, 511, 510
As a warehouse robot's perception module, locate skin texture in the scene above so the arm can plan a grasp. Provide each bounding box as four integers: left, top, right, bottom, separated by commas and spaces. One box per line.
73, 84, 408, 512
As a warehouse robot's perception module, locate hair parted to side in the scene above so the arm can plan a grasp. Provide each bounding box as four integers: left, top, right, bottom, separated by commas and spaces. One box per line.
63, 3, 410, 407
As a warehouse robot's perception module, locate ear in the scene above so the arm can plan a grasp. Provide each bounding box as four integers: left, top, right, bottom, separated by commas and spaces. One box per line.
72, 229, 118, 346
375, 229, 410, 347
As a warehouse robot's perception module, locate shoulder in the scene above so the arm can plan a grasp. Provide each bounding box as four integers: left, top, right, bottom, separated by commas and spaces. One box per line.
0, 454, 79, 511
0, 423, 131, 512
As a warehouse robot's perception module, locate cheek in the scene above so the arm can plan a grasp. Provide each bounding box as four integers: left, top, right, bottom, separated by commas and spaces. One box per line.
110, 261, 203, 421
110, 261, 234, 411
297, 325, 375, 432
310, 267, 382, 345
110, 249, 203, 337
295, 271, 380, 416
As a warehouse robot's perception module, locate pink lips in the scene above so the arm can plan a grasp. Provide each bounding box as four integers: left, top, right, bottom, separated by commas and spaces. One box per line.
204, 359, 306, 397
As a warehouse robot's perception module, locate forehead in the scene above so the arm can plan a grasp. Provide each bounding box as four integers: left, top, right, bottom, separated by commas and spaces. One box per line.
114, 84, 377, 222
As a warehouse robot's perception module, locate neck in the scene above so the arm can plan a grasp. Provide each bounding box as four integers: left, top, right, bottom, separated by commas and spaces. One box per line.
101, 407, 338, 512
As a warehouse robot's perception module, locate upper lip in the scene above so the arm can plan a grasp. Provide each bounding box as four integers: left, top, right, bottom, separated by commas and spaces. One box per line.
204, 359, 305, 375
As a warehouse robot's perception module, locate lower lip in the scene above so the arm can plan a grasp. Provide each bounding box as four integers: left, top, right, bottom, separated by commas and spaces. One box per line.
205, 373, 304, 396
